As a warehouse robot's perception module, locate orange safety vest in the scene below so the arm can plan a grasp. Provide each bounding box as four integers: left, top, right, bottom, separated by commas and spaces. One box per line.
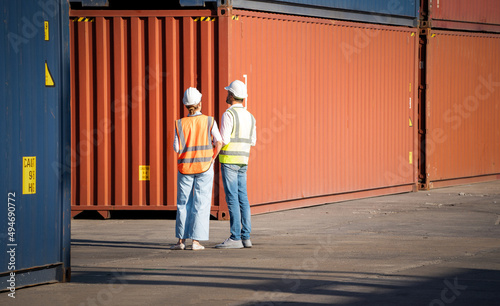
175, 115, 214, 174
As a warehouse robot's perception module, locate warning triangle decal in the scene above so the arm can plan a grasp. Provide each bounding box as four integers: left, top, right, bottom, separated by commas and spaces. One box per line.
45, 61, 55, 87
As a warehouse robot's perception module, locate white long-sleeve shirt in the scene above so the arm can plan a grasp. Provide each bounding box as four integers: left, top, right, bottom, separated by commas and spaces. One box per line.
173, 112, 222, 153
220, 104, 257, 146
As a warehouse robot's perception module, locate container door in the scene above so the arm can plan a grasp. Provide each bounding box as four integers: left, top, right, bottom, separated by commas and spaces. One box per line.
0, 0, 71, 289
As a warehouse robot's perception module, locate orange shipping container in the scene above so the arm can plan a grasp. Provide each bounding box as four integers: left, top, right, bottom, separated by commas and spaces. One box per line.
426, 0, 500, 33
424, 30, 500, 188
70, 9, 419, 218
224, 9, 418, 213
70, 10, 219, 218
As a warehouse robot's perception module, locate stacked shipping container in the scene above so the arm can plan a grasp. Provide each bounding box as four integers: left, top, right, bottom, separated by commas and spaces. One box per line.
420, 0, 500, 188
69, 6, 418, 218
69, 0, 500, 218
425, 0, 500, 33
424, 30, 500, 188
225, 10, 418, 213
70, 11, 219, 218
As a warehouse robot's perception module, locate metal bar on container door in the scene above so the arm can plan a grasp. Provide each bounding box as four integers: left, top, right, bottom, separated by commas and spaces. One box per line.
148, 17, 164, 206
95, 17, 112, 207
425, 30, 433, 184
165, 17, 180, 208
199, 17, 217, 207
200, 17, 214, 117
217, 7, 232, 218
70, 21, 78, 208
77, 20, 94, 206
113, 17, 129, 206
411, 31, 419, 186
182, 17, 195, 119
131, 17, 147, 206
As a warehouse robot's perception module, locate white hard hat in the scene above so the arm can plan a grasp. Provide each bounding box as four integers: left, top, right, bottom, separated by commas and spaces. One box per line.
182, 87, 202, 106
224, 80, 248, 99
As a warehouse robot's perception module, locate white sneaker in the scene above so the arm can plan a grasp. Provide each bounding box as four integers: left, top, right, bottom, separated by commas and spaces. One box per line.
242, 239, 252, 248
215, 238, 244, 249
192, 244, 205, 251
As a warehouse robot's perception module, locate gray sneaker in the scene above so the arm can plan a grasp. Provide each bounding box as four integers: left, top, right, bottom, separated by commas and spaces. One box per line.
242, 239, 252, 248
215, 238, 244, 249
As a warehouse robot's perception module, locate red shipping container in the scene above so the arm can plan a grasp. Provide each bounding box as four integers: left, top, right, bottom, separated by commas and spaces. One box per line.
70, 9, 419, 218
424, 29, 500, 188
224, 9, 418, 213
426, 0, 500, 33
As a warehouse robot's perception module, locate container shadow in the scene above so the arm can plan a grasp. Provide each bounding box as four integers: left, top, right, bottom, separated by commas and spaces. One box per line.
69, 265, 500, 305
71, 239, 171, 250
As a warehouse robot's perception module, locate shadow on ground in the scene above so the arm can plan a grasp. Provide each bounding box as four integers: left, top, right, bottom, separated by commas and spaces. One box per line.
69, 261, 500, 305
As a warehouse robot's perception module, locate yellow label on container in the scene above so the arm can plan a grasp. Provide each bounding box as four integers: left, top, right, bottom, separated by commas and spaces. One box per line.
409, 117, 413, 127
23, 156, 36, 194
139, 165, 150, 181
409, 152, 413, 165
44, 21, 49, 41
45, 61, 55, 87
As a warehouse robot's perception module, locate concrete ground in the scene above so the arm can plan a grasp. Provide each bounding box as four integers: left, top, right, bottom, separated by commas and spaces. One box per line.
2, 181, 500, 305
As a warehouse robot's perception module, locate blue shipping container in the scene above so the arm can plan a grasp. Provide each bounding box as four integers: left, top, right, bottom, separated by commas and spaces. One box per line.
180, 0, 419, 27
0, 0, 71, 290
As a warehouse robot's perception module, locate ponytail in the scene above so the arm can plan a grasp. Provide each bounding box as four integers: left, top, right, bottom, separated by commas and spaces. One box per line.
186, 102, 201, 115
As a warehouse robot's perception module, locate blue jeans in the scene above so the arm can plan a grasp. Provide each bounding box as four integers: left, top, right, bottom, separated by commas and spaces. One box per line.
221, 163, 251, 241
176, 163, 214, 241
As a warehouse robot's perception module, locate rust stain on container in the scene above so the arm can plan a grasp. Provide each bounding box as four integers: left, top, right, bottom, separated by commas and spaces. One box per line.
70, 9, 418, 217
425, 30, 500, 187
429, 0, 500, 33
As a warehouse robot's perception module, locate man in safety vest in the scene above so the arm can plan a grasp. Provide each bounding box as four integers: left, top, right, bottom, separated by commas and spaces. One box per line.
215, 80, 257, 249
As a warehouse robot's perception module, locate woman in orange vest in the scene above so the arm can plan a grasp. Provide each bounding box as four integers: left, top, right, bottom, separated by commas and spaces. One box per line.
171, 87, 223, 250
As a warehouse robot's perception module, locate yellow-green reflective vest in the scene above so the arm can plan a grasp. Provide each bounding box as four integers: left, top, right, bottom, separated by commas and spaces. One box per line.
219, 107, 255, 165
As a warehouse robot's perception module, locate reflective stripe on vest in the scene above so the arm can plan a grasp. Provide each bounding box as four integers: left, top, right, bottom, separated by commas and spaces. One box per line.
175, 115, 214, 174
219, 107, 255, 165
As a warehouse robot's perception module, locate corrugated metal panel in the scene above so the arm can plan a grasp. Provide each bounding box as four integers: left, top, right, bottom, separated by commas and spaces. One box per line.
69, 10, 218, 216
428, 0, 500, 33
425, 30, 500, 187
225, 10, 418, 211
0, 0, 71, 287
180, 0, 419, 27
70, 9, 418, 217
